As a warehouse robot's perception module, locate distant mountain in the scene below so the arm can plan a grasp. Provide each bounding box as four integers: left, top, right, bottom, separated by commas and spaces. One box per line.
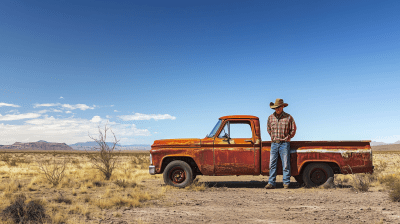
69, 141, 117, 147
0, 141, 73, 151
370, 140, 400, 146
370, 141, 387, 146
69, 141, 151, 150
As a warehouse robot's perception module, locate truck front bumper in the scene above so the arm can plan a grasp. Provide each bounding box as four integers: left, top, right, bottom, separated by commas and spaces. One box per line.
149, 165, 156, 175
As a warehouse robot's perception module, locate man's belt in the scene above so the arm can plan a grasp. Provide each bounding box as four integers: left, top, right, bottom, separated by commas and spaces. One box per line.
272, 140, 287, 143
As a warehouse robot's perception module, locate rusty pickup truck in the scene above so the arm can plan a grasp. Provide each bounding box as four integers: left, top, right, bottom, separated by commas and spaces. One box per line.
149, 115, 374, 188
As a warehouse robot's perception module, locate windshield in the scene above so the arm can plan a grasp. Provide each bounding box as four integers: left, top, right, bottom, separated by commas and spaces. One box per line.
208, 120, 222, 138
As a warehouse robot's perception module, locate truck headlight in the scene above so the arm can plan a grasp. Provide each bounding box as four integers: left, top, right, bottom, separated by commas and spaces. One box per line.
149, 154, 153, 165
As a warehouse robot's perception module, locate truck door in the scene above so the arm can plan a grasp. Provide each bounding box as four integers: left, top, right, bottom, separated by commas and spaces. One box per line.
214, 119, 257, 175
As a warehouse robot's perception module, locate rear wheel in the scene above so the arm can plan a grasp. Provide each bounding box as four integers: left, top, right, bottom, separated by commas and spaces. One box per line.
302, 163, 334, 187
163, 160, 193, 188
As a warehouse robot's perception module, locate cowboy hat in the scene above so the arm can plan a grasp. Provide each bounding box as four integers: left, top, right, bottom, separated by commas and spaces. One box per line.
270, 98, 288, 109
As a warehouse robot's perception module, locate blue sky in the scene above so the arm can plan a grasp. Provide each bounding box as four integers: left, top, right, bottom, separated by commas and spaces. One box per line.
1, 0, 399, 145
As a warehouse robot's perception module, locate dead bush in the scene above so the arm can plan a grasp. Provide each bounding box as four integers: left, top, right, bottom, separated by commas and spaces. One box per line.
350, 173, 371, 192
345, 166, 371, 192
37, 151, 67, 187
54, 192, 72, 205
0, 152, 18, 166
114, 179, 137, 188
2, 194, 47, 223
380, 174, 400, 202
93, 181, 105, 187
86, 124, 120, 180
388, 180, 400, 202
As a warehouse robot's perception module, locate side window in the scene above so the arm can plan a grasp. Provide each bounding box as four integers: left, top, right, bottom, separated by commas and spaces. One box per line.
230, 123, 252, 139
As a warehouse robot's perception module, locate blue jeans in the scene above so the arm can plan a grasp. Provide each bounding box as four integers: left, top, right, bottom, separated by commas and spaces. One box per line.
268, 142, 291, 186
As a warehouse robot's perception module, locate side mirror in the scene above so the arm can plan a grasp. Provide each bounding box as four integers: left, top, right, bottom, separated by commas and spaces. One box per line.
222, 133, 229, 139
222, 133, 230, 143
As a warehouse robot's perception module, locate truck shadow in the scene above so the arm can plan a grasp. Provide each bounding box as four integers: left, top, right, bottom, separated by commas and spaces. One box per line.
202, 181, 303, 189
201, 181, 353, 189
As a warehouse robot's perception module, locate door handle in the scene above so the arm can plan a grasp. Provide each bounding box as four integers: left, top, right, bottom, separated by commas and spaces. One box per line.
245, 140, 253, 143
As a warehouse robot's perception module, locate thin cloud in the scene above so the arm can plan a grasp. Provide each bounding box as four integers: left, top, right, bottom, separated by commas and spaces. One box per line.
37, 110, 49, 114
34, 103, 58, 108
0, 116, 151, 144
118, 113, 176, 121
61, 104, 95, 110
0, 113, 41, 121
0, 103, 20, 107
59, 96, 64, 99
114, 110, 119, 112
34, 103, 95, 111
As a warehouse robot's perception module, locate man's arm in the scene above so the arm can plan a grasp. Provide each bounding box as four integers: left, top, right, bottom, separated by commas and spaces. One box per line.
267, 116, 272, 136
289, 116, 297, 139
282, 115, 296, 142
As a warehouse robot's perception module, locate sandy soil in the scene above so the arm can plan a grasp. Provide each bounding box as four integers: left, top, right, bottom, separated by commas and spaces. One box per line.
99, 175, 400, 224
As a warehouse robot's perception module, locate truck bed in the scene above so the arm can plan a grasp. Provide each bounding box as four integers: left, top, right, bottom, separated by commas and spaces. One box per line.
261, 140, 371, 149
260, 140, 373, 176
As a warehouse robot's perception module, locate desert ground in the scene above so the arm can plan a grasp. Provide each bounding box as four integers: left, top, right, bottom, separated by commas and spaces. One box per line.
1, 148, 400, 224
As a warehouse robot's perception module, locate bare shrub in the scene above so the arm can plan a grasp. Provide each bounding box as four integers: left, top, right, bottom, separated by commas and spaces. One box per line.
114, 179, 137, 188
130, 155, 149, 169
0, 152, 18, 167
0, 151, 11, 164
388, 180, 400, 202
86, 124, 120, 180
37, 151, 67, 187
347, 166, 371, 192
380, 174, 400, 202
93, 181, 105, 187
54, 192, 72, 204
2, 194, 46, 223
350, 174, 370, 192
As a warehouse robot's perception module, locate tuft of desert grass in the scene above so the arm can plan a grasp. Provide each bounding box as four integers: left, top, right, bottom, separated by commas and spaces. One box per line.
50, 211, 68, 224
69, 204, 90, 215
185, 178, 207, 191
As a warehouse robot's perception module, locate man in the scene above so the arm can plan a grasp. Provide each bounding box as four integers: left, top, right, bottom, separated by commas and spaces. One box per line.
265, 98, 297, 189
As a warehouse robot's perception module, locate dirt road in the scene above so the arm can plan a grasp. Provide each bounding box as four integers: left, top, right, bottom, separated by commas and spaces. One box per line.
100, 175, 400, 224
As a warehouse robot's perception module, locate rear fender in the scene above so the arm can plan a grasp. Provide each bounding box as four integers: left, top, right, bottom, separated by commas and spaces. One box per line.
298, 160, 341, 175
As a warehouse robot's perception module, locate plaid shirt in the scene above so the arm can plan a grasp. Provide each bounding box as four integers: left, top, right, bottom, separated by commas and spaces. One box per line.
267, 111, 297, 142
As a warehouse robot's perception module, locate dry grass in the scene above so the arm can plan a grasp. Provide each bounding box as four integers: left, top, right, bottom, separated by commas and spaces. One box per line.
185, 178, 208, 191
334, 152, 400, 200
0, 150, 163, 223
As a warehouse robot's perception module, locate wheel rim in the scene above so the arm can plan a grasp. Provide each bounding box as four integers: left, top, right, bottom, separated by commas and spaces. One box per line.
310, 168, 328, 185
169, 167, 186, 184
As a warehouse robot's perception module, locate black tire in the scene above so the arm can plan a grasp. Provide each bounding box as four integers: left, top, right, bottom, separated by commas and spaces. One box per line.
163, 160, 193, 188
302, 163, 334, 188
294, 175, 304, 185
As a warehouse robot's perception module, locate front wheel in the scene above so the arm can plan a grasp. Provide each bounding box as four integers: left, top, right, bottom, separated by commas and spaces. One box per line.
163, 160, 193, 188
302, 163, 334, 187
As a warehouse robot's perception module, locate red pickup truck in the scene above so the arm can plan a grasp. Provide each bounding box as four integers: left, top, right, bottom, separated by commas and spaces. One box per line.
149, 115, 374, 188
